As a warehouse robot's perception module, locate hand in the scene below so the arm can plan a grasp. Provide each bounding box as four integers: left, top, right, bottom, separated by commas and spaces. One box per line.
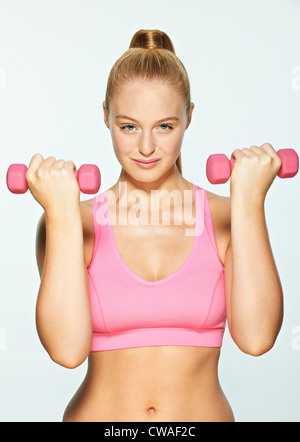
230, 142, 282, 203
26, 154, 81, 214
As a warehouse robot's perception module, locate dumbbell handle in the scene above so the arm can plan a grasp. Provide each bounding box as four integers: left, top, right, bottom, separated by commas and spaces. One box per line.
6, 164, 101, 194
206, 148, 299, 184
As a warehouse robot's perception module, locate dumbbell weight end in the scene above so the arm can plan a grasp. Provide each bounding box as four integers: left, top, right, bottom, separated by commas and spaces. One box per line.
6, 164, 101, 194
206, 148, 299, 184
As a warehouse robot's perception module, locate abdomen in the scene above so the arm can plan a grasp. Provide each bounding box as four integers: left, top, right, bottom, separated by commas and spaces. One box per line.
63, 346, 234, 422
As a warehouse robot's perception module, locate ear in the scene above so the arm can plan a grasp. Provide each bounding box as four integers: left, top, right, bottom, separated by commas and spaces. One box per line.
186, 102, 195, 130
102, 101, 110, 129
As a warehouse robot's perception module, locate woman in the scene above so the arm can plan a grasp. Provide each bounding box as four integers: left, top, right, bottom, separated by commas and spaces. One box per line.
30, 30, 283, 422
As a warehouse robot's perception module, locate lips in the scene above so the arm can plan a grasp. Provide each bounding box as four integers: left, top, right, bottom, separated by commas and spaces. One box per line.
132, 159, 161, 169
133, 159, 160, 164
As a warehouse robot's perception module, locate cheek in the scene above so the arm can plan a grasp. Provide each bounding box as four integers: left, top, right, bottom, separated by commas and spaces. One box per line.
160, 130, 184, 155
112, 130, 132, 156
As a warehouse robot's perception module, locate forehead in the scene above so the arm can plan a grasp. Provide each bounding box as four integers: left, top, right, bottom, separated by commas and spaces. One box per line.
110, 78, 185, 119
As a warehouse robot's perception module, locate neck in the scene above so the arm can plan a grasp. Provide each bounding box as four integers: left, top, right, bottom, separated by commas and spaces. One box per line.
117, 165, 189, 198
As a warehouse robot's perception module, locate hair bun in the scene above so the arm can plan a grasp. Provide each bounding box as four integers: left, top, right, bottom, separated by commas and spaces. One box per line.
129, 29, 175, 54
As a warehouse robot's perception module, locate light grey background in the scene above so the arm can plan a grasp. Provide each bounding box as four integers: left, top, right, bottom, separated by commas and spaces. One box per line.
0, 0, 299, 422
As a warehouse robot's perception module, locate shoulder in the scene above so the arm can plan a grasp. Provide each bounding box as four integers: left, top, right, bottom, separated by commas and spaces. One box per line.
204, 189, 231, 264
205, 189, 231, 229
79, 198, 94, 233
79, 198, 95, 268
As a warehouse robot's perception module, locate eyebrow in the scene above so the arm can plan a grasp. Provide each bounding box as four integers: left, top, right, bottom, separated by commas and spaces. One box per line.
116, 115, 180, 124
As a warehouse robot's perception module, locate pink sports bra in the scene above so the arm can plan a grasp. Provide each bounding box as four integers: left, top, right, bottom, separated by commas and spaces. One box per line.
87, 183, 226, 352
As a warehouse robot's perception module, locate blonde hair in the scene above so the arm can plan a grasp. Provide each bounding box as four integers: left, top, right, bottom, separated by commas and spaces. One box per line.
105, 29, 192, 175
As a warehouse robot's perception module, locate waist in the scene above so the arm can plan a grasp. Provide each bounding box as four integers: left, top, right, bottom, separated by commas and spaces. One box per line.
87, 346, 222, 407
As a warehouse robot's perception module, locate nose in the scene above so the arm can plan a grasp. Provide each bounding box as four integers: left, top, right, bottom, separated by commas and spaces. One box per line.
138, 131, 156, 157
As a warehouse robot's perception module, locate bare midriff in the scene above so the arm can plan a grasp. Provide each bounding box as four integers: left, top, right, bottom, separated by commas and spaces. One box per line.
63, 345, 234, 422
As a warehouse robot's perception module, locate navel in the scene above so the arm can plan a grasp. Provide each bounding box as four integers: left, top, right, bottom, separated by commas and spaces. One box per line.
147, 407, 156, 415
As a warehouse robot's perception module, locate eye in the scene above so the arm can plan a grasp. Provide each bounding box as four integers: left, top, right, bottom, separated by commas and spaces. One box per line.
160, 124, 173, 131
120, 124, 136, 132
120, 123, 174, 132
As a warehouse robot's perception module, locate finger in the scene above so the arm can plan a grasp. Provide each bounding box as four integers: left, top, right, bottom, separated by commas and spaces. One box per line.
28, 153, 44, 171
260, 142, 278, 159
249, 145, 266, 157
52, 159, 66, 169
41, 156, 57, 167
240, 148, 253, 157
231, 148, 245, 160
260, 143, 282, 170
64, 160, 76, 170
243, 145, 274, 166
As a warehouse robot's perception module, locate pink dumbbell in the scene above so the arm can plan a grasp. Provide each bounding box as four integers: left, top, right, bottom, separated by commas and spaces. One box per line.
206, 148, 299, 184
6, 163, 101, 194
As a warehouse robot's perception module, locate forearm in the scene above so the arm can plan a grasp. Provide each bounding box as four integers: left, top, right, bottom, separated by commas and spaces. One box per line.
36, 209, 92, 367
230, 196, 283, 354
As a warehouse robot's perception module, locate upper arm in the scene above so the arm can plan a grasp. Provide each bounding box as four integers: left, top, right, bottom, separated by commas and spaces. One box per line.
36, 212, 46, 279
80, 201, 95, 268
217, 196, 232, 329
224, 239, 233, 330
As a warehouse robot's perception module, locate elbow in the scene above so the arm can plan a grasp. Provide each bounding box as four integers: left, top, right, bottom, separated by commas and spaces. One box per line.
231, 329, 278, 357
37, 336, 89, 368
37, 327, 92, 369
49, 352, 88, 369
240, 341, 275, 357
44, 343, 90, 369
229, 320, 282, 357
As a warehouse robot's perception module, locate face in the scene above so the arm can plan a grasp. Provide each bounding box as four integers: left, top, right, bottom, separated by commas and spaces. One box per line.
103, 78, 194, 184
